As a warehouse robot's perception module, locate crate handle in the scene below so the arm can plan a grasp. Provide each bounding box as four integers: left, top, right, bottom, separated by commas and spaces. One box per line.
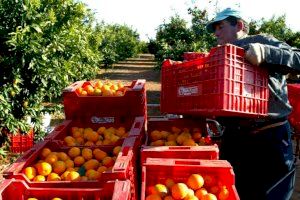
175, 160, 200, 165
169, 146, 191, 150
63, 81, 84, 92
132, 79, 145, 91
129, 116, 144, 135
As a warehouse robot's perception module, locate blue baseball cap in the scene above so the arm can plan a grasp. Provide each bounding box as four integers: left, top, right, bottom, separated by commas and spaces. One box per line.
206, 8, 243, 32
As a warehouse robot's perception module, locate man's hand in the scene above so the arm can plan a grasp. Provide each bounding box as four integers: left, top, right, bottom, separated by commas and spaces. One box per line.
245, 43, 265, 66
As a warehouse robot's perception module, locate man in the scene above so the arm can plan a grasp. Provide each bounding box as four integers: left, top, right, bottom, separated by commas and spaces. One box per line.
206, 8, 300, 200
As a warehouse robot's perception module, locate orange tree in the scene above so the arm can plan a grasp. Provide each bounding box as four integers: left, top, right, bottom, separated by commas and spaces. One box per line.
0, 0, 101, 139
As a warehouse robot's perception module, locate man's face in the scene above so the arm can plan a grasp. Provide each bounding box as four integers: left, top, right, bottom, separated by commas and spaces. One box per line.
213, 20, 238, 45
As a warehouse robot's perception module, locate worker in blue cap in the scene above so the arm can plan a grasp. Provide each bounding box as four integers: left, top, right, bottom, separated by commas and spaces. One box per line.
206, 7, 300, 200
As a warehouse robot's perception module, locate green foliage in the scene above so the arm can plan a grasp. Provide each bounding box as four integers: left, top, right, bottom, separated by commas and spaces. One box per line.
249, 15, 300, 48
96, 23, 142, 68
152, 8, 215, 69
0, 0, 101, 136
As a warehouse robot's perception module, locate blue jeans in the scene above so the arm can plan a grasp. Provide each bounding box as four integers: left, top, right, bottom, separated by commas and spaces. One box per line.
220, 121, 295, 200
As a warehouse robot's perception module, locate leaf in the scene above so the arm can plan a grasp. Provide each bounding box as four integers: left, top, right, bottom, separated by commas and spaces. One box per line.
32, 24, 43, 33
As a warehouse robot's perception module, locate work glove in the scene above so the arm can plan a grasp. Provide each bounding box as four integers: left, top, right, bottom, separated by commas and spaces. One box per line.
245, 43, 265, 66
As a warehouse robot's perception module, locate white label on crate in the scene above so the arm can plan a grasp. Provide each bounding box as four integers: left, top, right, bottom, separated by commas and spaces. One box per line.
178, 86, 199, 96
91, 116, 115, 124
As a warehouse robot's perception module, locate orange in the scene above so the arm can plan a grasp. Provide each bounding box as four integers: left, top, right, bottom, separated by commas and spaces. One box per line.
83, 128, 94, 139
150, 130, 162, 141
86, 131, 99, 142
80, 90, 88, 96
163, 196, 174, 200
218, 186, 229, 200
184, 195, 198, 200
33, 175, 46, 182
192, 132, 202, 142
145, 194, 162, 200
182, 138, 197, 146
84, 85, 94, 95
65, 159, 74, 168
113, 146, 122, 156
47, 172, 61, 181
74, 156, 85, 166
72, 129, 83, 138
68, 147, 81, 158
65, 171, 80, 181
102, 156, 114, 167
36, 162, 52, 176
160, 131, 170, 139
171, 126, 181, 134
195, 188, 208, 199
93, 149, 107, 161
171, 183, 189, 199
165, 178, 175, 189
60, 170, 70, 180
84, 159, 100, 170
164, 141, 177, 146
203, 193, 217, 200
57, 152, 69, 161
185, 189, 195, 198
153, 184, 168, 197
64, 136, 75, 144
95, 140, 103, 145
97, 126, 106, 134
86, 169, 100, 180
116, 127, 126, 137
167, 134, 177, 142
97, 166, 107, 174
27, 198, 38, 200
82, 148, 93, 160
45, 153, 58, 164
75, 137, 85, 145
186, 174, 204, 190
23, 166, 37, 180
52, 161, 66, 175
52, 198, 63, 200
40, 148, 51, 159
84, 141, 95, 146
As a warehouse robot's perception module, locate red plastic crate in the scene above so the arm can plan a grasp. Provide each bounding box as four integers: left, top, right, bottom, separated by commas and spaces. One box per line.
63, 79, 147, 120
183, 52, 208, 61
141, 117, 219, 163
288, 84, 300, 132
8, 128, 34, 153
161, 44, 269, 117
141, 158, 240, 200
0, 178, 131, 200
44, 116, 145, 148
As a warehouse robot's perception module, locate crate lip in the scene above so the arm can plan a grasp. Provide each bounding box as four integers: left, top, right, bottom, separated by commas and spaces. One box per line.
63, 79, 146, 95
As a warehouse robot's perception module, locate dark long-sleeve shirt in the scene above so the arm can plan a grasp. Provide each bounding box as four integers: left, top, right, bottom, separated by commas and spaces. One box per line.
233, 34, 300, 119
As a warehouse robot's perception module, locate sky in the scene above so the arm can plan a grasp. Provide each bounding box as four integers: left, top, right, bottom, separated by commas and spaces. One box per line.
80, 0, 300, 41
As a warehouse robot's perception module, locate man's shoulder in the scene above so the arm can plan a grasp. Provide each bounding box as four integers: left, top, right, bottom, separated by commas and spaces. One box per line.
234, 34, 280, 47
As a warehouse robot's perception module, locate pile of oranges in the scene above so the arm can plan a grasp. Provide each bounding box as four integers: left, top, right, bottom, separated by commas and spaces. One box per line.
149, 126, 212, 146
146, 174, 229, 200
23, 145, 121, 182
64, 126, 128, 147
75, 80, 126, 96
